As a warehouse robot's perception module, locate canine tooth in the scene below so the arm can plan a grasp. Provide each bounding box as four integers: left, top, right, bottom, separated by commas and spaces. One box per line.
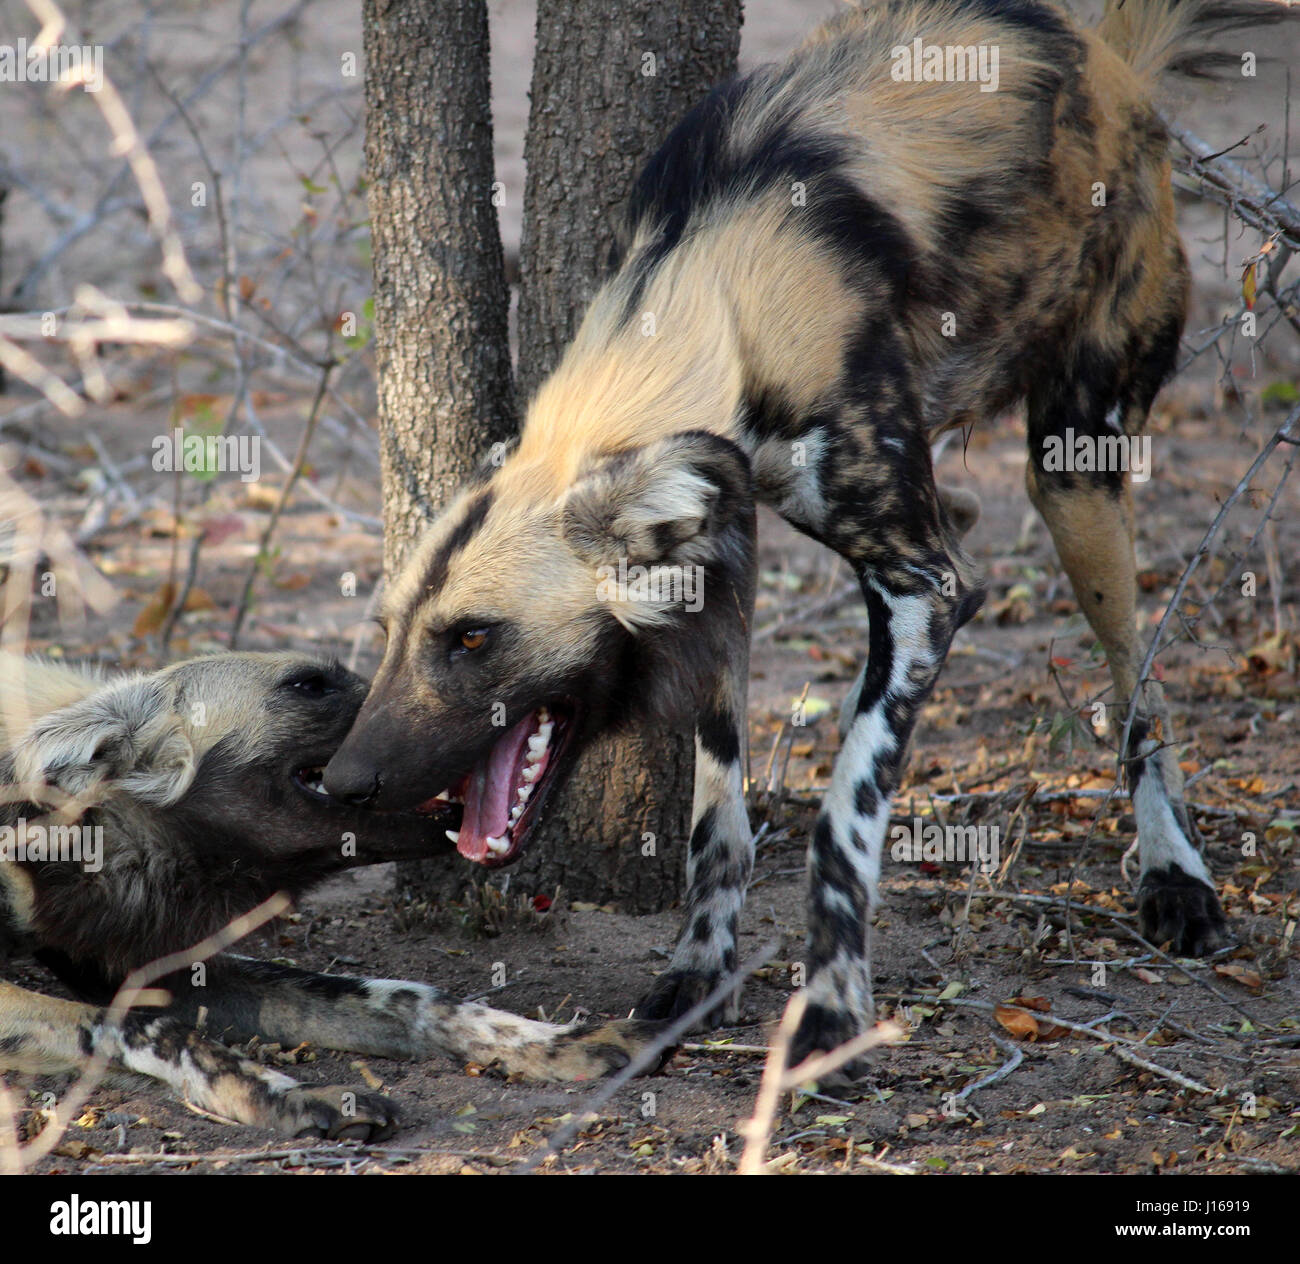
445, 830, 460, 844
522, 764, 541, 783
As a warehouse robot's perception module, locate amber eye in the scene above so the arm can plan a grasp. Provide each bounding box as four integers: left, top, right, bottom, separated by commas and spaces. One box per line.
459, 629, 488, 652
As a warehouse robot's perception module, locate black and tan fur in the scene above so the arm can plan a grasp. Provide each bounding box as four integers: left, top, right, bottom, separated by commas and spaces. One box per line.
326, 0, 1295, 1067
0, 652, 654, 1138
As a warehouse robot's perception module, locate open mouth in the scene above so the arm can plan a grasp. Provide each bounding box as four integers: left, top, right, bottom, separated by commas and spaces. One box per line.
292, 766, 463, 826
292, 767, 334, 802
421, 704, 573, 868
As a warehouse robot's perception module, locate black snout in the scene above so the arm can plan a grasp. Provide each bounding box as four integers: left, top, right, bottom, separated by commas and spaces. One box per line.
321, 754, 382, 805
322, 674, 469, 811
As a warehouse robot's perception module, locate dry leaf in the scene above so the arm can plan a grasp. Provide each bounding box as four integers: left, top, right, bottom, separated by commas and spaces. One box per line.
1213, 963, 1264, 991
1008, 995, 1051, 1012
52, 1139, 98, 1159
132, 582, 176, 637
995, 1005, 1041, 1040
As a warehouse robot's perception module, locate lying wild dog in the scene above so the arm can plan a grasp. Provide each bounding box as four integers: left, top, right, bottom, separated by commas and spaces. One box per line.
0, 652, 654, 1139
324, 0, 1295, 1068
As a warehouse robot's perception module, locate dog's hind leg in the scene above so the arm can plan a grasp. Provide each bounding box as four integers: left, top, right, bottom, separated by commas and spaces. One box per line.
1025, 314, 1227, 956
0, 979, 397, 1138
162, 956, 665, 1082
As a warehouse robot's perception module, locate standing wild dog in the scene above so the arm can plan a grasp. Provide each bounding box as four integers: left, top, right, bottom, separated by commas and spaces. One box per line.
1, 652, 654, 1139
325, 0, 1296, 1068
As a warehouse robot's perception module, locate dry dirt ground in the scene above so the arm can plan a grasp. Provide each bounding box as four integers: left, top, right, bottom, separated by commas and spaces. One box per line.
2, 1, 1298, 1175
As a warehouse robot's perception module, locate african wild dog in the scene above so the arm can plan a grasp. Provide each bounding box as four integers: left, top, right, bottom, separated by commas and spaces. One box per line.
0, 652, 654, 1139
325, 0, 1296, 1069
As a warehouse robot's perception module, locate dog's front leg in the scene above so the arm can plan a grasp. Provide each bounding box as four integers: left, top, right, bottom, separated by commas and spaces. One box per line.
632, 557, 757, 1027
792, 567, 979, 1073
0, 980, 396, 1139
167, 956, 663, 1082
633, 669, 755, 1025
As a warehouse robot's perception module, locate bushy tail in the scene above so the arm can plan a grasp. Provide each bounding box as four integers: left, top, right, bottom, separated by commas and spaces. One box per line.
1097, 0, 1297, 80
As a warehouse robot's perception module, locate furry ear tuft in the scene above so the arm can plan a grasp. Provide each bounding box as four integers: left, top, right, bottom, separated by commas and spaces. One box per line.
561, 431, 753, 630
12, 678, 197, 808
562, 431, 752, 567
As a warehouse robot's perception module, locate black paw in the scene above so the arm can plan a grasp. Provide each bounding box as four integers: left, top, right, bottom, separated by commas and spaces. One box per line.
787, 1003, 874, 1085
632, 970, 734, 1029
1137, 865, 1229, 957
281, 1084, 399, 1142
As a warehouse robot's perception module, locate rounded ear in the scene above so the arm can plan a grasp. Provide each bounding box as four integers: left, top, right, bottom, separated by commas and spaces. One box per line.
12, 678, 197, 808
561, 431, 753, 570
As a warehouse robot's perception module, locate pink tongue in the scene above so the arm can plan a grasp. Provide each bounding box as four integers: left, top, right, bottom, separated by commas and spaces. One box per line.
457, 713, 536, 863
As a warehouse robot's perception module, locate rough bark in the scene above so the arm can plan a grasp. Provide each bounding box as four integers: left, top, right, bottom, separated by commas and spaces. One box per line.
362, 0, 515, 575
506, 0, 743, 911
515, 1, 743, 400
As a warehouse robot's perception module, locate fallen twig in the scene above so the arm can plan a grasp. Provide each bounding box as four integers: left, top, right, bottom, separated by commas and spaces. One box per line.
954, 1034, 1024, 1102
230, 363, 335, 644
920, 995, 1216, 1096
737, 990, 904, 1174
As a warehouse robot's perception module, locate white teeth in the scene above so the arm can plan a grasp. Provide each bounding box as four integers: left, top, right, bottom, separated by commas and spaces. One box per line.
486, 835, 509, 855
522, 764, 541, 783
528, 735, 548, 756
517, 783, 532, 803
509, 805, 523, 824
445, 830, 460, 844
537, 721, 553, 741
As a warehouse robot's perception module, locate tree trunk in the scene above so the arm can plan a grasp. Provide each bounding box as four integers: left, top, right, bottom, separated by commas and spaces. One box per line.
362, 0, 515, 575
362, 0, 515, 908
503, 0, 742, 912
515, 2, 743, 399
365, 0, 742, 914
